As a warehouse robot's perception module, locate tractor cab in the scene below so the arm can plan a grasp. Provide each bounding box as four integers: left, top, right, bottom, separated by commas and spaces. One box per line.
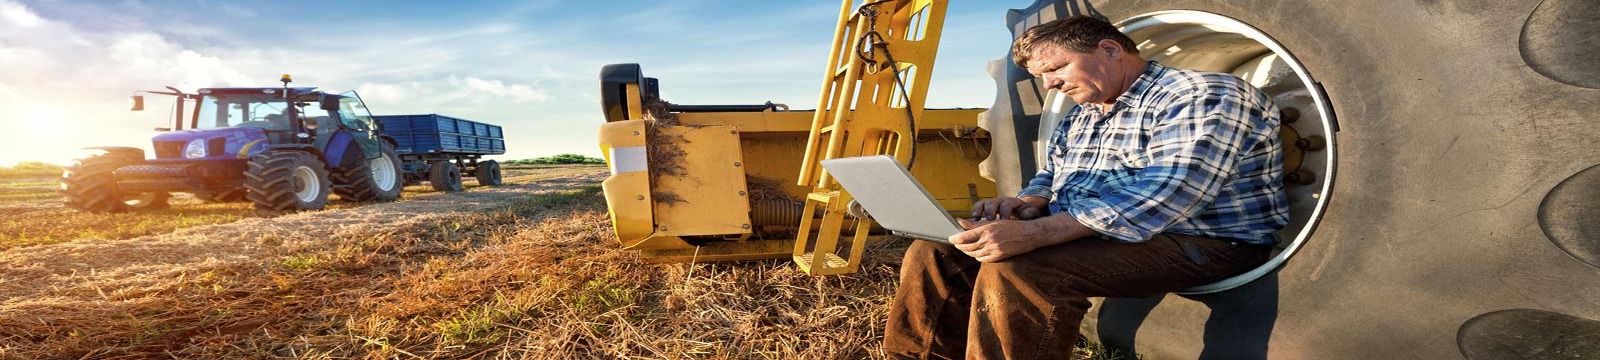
133, 84, 383, 161
78, 76, 404, 214
186, 87, 381, 155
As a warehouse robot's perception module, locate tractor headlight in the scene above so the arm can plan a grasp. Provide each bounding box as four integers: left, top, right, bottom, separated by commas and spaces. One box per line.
184, 138, 207, 159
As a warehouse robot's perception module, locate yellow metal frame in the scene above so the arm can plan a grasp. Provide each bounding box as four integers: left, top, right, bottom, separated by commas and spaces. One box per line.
599, 85, 786, 262
596, 0, 986, 270
794, 0, 951, 275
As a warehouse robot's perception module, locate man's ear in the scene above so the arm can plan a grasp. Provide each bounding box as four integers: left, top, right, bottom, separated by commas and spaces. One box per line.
1098, 39, 1123, 60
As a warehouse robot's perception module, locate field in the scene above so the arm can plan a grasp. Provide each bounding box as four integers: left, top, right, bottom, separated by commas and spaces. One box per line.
0, 164, 1111, 359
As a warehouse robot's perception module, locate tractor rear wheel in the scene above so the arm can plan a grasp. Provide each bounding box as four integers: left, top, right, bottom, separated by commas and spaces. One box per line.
332, 142, 404, 202
61, 152, 169, 212
195, 189, 247, 203
429, 161, 464, 192
244, 151, 331, 215
474, 160, 503, 186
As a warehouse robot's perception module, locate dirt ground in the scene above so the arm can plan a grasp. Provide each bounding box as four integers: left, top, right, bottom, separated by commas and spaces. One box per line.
0, 165, 1111, 359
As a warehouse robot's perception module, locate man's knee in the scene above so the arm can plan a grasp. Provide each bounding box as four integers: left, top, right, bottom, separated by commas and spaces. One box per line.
903, 240, 960, 268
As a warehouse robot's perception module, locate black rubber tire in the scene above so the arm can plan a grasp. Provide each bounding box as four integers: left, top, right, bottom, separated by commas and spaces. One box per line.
60, 152, 170, 212
1007, 1, 1600, 359
429, 161, 464, 192
474, 160, 503, 186
195, 189, 247, 203
331, 142, 404, 202
127, 192, 171, 210
244, 151, 331, 215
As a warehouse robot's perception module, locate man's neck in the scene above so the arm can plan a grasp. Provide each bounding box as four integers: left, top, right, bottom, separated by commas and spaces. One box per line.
1093, 57, 1148, 112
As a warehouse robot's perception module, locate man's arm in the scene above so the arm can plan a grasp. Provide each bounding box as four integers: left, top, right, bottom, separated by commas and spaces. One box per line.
950, 212, 1098, 263
970, 133, 1061, 221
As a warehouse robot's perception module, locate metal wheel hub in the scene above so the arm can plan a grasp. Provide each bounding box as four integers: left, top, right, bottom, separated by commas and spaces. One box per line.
293, 166, 319, 203
371, 155, 397, 191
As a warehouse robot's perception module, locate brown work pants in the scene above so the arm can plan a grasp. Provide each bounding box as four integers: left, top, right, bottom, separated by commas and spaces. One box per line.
883, 233, 1272, 360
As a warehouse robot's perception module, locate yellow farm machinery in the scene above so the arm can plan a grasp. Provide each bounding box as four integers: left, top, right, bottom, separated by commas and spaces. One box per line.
592, 0, 1600, 359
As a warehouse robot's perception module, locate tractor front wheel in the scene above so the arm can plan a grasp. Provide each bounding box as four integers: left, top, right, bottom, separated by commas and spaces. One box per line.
244, 151, 331, 215
332, 142, 404, 202
429, 161, 464, 192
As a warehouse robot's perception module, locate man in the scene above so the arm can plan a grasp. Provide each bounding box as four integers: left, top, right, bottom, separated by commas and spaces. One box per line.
883, 15, 1289, 359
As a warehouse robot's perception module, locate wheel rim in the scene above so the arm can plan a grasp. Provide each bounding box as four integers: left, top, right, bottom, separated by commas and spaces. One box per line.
371, 155, 398, 191
293, 166, 320, 203
1111, 11, 1339, 294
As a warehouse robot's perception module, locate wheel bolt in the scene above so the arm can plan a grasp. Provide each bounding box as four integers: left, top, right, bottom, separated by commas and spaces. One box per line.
1286, 169, 1317, 185
1296, 135, 1327, 151
1281, 107, 1301, 124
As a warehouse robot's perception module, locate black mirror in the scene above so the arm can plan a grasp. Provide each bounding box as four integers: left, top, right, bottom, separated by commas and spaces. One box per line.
320, 93, 341, 111
130, 95, 144, 111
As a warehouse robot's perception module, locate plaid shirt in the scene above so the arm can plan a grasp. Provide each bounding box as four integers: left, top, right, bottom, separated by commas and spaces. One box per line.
1019, 61, 1289, 245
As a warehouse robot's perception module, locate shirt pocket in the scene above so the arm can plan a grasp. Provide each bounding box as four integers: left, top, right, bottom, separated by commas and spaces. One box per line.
1118, 148, 1150, 170
1103, 149, 1148, 189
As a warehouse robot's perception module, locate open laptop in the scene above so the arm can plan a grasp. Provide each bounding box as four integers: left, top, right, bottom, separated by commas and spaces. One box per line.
820, 155, 965, 245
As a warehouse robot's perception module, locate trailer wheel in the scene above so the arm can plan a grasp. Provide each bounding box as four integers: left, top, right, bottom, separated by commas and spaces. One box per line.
61, 152, 161, 212
474, 160, 503, 186
245, 151, 331, 215
332, 142, 404, 202
429, 161, 464, 192
195, 189, 247, 203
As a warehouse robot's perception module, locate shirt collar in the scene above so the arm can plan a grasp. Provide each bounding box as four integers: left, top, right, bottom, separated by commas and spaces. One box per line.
1112, 61, 1165, 109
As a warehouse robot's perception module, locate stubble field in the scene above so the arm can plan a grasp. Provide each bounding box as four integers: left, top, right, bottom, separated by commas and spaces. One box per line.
0, 164, 1109, 359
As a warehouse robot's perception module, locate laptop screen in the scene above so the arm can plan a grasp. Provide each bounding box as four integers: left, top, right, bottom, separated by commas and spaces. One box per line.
820, 155, 965, 243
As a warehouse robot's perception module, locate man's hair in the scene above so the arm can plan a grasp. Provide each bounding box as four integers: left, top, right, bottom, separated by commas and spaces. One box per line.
1012, 15, 1140, 68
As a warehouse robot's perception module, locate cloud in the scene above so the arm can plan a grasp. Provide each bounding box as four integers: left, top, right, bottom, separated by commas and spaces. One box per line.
0, 0, 267, 166
461, 77, 550, 103
0, 0, 42, 28
105, 32, 255, 90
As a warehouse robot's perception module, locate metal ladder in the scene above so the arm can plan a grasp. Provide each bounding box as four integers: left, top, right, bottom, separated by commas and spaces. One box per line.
793, 0, 950, 275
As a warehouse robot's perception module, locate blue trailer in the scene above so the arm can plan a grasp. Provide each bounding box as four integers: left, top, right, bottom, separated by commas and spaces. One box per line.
374, 114, 506, 192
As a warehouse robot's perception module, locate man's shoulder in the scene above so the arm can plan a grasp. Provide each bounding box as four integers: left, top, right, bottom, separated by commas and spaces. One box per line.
1147, 65, 1259, 101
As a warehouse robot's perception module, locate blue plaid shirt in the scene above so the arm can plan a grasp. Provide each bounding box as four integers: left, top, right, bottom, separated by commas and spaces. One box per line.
1019, 61, 1289, 245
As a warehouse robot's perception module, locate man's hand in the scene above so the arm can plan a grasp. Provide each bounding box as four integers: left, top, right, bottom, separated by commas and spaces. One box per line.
970, 196, 1049, 221
950, 218, 1048, 263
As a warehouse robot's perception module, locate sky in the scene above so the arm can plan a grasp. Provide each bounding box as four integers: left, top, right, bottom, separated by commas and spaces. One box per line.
0, 0, 1028, 167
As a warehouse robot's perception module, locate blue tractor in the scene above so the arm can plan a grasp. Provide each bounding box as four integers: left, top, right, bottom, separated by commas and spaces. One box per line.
61, 75, 404, 214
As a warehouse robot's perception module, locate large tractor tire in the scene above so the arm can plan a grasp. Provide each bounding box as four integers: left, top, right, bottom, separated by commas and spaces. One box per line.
429, 160, 464, 192
474, 160, 503, 186
988, 1, 1600, 359
331, 142, 404, 202
244, 151, 331, 215
195, 189, 247, 203
60, 152, 169, 212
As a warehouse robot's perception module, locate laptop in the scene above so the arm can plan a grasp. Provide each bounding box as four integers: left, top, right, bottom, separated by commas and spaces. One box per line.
820, 155, 965, 245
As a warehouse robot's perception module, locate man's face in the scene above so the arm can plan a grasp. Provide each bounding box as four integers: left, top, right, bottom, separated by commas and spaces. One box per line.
1024, 43, 1121, 105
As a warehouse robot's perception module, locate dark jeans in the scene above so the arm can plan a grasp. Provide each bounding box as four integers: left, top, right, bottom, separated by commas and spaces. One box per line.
1097, 269, 1280, 360
884, 233, 1272, 360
